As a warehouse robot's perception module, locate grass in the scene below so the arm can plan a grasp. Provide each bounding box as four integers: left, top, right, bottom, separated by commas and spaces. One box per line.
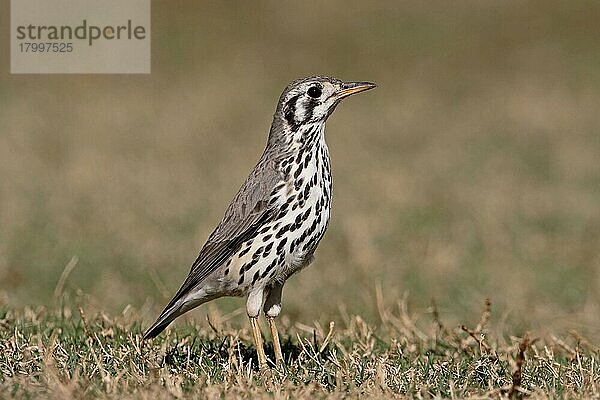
1, 299, 598, 399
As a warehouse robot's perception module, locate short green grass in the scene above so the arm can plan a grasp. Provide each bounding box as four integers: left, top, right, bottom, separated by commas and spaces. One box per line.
1, 301, 598, 399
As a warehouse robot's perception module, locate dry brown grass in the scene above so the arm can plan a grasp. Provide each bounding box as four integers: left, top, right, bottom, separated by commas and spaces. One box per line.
1, 299, 599, 399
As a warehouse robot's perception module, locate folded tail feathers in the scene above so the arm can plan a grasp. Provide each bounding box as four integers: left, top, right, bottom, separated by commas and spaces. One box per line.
143, 303, 183, 340
143, 283, 216, 339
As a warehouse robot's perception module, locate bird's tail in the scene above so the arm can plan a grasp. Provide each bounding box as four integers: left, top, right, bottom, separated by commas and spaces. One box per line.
143, 288, 216, 339
143, 302, 185, 340
144, 274, 218, 339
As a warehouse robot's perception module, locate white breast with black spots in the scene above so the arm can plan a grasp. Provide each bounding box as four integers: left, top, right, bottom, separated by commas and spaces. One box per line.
274, 135, 332, 280
215, 125, 332, 294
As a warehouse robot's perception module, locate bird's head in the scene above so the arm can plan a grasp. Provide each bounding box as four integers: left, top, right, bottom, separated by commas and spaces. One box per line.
275, 76, 376, 132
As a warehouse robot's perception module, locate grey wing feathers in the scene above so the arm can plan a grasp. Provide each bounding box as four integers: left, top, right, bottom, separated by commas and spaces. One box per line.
200, 157, 281, 273
143, 157, 281, 339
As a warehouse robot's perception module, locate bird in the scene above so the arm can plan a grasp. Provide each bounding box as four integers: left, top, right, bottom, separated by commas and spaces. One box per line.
143, 76, 376, 369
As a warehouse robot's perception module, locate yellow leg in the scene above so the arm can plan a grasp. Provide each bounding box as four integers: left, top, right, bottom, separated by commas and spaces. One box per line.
250, 316, 268, 370
267, 317, 283, 366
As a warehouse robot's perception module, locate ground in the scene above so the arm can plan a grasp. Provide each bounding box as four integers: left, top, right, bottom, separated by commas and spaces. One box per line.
1, 300, 598, 399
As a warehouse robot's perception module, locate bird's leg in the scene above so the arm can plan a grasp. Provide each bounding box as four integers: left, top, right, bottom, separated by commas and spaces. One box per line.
247, 288, 268, 370
249, 316, 268, 370
267, 316, 283, 365
264, 283, 284, 366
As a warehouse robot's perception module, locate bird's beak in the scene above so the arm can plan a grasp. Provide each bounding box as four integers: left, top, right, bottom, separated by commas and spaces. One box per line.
334, 81, 377, 100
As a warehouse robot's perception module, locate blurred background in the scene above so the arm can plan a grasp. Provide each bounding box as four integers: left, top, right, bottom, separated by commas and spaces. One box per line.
1, 1, 599, 339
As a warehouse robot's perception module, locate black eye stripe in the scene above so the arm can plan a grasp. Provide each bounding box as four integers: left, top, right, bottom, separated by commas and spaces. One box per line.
283, 94, 301, 130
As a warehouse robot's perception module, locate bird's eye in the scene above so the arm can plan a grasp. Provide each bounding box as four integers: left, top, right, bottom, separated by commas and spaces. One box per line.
307, 86, 322, 98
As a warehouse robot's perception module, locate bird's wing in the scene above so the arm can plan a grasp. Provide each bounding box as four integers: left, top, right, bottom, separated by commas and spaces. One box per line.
192, 157, 281, 281
146, 158, 282, 328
